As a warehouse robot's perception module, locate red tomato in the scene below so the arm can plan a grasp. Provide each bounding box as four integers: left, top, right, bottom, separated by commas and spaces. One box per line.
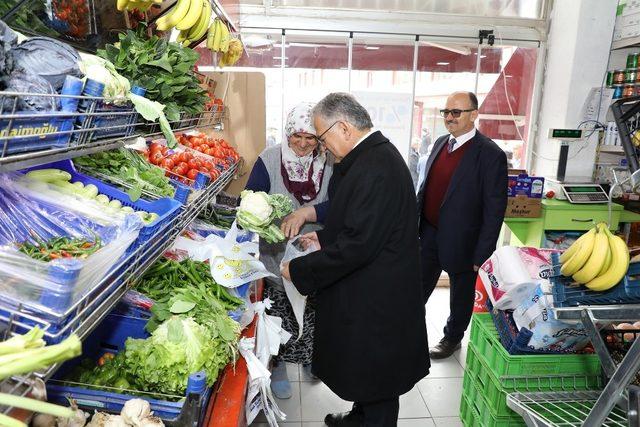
149, 142, 162, 152
161, 158, 175, 169
187, 169, 199, 180
177, 161, 189, 170
209, 171, 219, 181
199, 166, 210, 174
187, 159, 198, 169
174, 165, 187, 176
150, 152, 163, 165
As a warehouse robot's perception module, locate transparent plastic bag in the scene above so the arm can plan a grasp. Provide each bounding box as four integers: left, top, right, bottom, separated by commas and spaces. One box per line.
0, 173, 142, 318
280, 236, 318, 339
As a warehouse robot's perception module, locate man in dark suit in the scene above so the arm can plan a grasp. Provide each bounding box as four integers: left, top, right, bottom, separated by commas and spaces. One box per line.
416, 91, 507, 359
282, 93, 429, 426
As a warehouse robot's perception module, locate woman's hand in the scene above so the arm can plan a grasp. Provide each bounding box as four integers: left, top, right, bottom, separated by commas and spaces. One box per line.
281, 206, 317, 239
299, 232, 320, 250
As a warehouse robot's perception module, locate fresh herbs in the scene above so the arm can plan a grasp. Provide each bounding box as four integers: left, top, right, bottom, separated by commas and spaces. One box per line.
74, 149, 175, 201
98, 29, 207, 122
18, 236, 101, 261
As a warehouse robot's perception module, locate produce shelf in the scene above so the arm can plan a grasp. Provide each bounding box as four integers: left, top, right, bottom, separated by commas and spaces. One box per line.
0, 91, 226, 172
0, 161, 239, 383
506, 391, 627, 426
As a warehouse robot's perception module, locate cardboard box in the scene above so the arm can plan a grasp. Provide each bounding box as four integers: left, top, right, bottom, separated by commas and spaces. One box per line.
506, 195, 542, 218
507, 173, 545, 199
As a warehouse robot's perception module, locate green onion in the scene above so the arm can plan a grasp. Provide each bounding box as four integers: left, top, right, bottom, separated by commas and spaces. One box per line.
0, 393, 73, 418
0, 328, 45, 356
0, 412, 26, 427
0, 335, 81, 380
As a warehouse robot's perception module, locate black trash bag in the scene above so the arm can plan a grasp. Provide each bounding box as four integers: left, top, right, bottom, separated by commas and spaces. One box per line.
0, 20, 18, 76
10, 36, 81, 91
1, 70, 58, 111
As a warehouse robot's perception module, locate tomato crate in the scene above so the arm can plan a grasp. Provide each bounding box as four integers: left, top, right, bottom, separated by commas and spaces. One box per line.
460, 389, 525, 427
550, 252, 640, 307
46, 312, 211, 426
469, 313, 601, 378
464, 342, 601, 417
22, 160, 183, 258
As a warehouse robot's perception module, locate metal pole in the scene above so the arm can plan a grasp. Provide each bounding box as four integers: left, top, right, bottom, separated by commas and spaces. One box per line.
407, 35, 419, 163
348, 32, 353, 92
281, 29, 286, 140
474, 44, 482, 94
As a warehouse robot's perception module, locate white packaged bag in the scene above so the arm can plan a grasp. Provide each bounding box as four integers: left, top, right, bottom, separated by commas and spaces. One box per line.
280, 236, 319, 340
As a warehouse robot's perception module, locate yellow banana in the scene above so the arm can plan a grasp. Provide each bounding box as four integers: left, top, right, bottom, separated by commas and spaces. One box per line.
176, 0, 202, 30
206, 21, 216, 49
598, 244, 612, 277
560, 228, 596, 276
585, 229, 630, 291
572, 224, 609, 284
117, 0, 129, 11
219, 21, 231, 53
212, 18, 223, 51
155, 0, 191, 31
185, 0, 211, 45
177, 29, 190, 43
560, 228, 595, 264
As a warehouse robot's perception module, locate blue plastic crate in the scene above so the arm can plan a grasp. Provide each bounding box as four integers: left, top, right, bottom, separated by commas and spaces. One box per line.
22, 160, 183, 256
550, 252, 640, 307
91, 103, 139, 140
47, 313, 211, 425
486, 300, 579, 355
0, 112, 75, 155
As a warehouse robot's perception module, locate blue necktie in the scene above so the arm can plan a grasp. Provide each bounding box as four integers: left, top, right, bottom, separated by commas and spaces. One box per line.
448, 138, 457, 153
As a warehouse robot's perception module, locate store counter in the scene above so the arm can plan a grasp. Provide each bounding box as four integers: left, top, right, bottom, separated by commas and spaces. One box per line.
503, 199, 640, 247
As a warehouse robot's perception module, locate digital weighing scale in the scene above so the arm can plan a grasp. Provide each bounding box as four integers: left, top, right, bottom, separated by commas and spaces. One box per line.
545, 180, 610, 204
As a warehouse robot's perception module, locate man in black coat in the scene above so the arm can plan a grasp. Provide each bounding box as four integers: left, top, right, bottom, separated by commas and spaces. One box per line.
281, 93, 429, 427
416, 91, 507, 359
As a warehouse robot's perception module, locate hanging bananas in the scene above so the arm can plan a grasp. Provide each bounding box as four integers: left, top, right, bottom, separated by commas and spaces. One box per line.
117, 0, 162, 12
152, 0, 213, 37
206, 18, 243, 66
559, 222, 630, 292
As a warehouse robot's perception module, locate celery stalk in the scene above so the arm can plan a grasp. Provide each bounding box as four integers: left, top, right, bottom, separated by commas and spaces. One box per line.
0, 335, 81, 380
0, 413, 26, 427
0, 393, 73, 418
0, 328, 45, 356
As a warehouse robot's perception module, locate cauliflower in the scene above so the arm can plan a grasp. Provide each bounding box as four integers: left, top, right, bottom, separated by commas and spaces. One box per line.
239, 190, 273, 225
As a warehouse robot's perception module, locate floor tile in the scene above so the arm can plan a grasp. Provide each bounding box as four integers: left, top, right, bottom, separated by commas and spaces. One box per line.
254, 381, 302, 423
427, 356, 464, 378
399, 418, 436, 426
300, 381, 352, 422
433, 416, 464, 426
286, 362, 300, 382
399, 385, 432, 418
417, 377, 463, 418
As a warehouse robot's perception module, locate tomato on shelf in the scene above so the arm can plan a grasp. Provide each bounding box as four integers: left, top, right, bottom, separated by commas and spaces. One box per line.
175, 132, 241, 169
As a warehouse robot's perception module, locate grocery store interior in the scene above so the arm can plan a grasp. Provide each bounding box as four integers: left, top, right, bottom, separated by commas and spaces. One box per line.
6, 0, 640, 426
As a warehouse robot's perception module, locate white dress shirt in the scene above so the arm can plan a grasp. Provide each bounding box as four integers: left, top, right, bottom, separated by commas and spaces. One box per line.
353, 128, 377, 150
448, 127, 477, 152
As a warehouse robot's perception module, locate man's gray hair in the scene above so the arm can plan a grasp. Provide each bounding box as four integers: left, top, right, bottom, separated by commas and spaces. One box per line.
312, 93, 373, 131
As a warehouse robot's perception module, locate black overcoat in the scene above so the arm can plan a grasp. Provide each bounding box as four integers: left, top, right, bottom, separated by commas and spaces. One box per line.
289, 131, 430, 402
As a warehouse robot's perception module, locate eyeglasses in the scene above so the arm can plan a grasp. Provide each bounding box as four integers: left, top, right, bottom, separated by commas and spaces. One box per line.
317, 121, 339, 144
440, 109, 476, 118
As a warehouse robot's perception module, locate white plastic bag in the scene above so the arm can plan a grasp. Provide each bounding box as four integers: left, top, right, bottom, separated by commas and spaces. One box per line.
479, 246, 556, 310
169, 221, 274, 288
241, 299, 291, 426
280, 236, 318, 340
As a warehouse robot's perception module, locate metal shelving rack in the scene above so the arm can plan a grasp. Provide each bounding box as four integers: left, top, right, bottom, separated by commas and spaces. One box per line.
507, 305, 640, 426
0, 91, 238, 420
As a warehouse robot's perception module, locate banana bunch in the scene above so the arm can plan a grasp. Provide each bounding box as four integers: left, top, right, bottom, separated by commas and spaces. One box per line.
206, 18, 231, 53
559, 223, 630, 291
219, 38, 244, 67
117, 0, 162, 12
156, 0, 212, 34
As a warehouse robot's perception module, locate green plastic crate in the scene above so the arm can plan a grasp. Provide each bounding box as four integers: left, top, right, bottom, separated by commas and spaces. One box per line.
460, 387, 525, 427
469, 313, 601, 377
465, 342, 602, 417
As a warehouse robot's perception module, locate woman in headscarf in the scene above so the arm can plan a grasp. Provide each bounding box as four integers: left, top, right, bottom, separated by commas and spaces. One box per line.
245, 102, 333, 399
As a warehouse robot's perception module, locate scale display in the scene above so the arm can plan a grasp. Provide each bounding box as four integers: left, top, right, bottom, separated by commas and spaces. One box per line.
561, 184, 609, 203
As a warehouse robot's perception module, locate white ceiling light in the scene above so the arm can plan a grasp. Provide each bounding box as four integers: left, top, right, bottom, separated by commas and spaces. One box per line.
437, 62, 450, 65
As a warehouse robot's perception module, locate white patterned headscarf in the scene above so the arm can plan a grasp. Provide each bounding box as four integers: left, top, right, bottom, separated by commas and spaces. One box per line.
280, 102, 327, 204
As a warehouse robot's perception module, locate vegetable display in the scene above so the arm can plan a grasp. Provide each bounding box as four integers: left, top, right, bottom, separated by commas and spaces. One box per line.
18, 236, 101, 261
237, 190, 293, 243
98, 29, 207, 122
74, 149, 175, 201
78, 53, 131, 103
143, 141, 222, 185
177, 132, 240, 167
24, 168, 160, 224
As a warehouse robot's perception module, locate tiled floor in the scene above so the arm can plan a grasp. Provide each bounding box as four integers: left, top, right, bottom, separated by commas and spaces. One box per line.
251, 288, 466, 426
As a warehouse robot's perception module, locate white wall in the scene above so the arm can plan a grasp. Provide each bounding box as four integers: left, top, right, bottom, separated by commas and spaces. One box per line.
531, 0, 618, 180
